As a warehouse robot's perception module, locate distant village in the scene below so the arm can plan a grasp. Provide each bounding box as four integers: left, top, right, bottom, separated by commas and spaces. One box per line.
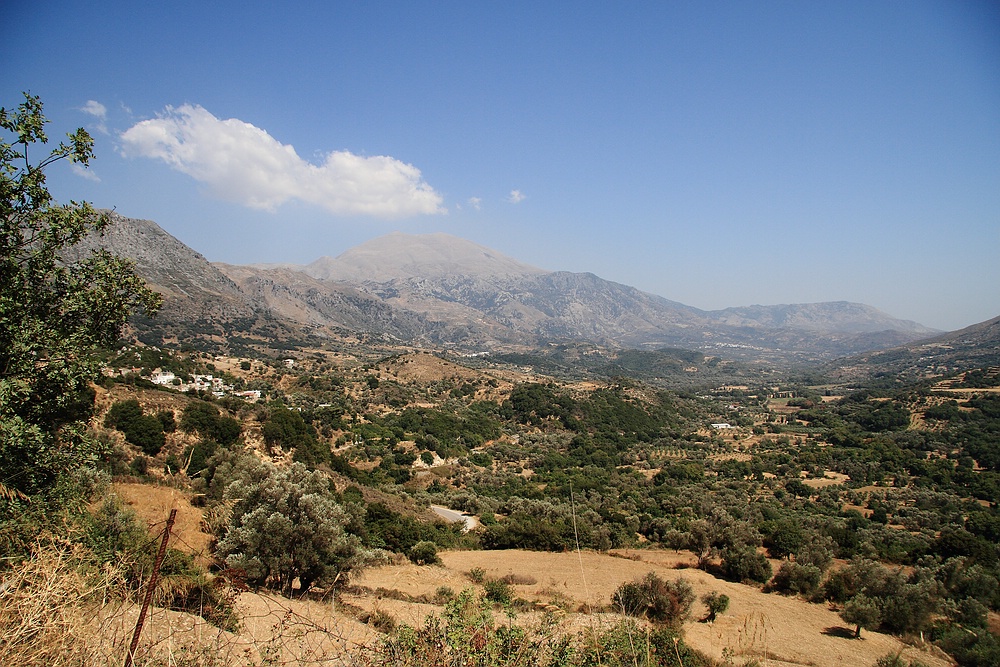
104, 365, 268, 402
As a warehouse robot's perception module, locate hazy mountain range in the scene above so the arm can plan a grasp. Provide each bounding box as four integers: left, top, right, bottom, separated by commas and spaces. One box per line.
823, 314, 1000, 383
80, 213, 961, 365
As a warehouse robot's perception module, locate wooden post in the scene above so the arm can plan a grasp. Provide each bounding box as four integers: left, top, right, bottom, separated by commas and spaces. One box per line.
124, 508, 177, 667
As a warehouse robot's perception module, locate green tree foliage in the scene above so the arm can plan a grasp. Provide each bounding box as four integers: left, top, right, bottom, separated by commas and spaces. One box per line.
841, 593, 882, 638
215, 454, 359, 596
504, 382, 577, 428
611, 572, 694, 626
720, 546, 773, 584
361, 502, 461, 554
769, 561, 822, 597
764, 518, 805, 558
180, 400, 241, 446
103, 399, 166, 455
838, 397, 910, 433
263, 406, 326, 467
825, 558, 941, 637
483, 578, 514, 605
407, 540, 439, 566
701, 591, 729, 622
0, 93, 160, 502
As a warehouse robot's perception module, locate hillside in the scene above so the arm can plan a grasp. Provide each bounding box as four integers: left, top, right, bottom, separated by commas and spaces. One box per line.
84, 215, 943, 365
10, 332, 1000, 666
823, 314, 1000, 384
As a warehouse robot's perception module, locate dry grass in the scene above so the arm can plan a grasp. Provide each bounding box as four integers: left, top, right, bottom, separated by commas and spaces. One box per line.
113, 483, 214, 562
2, 541, 955, 667
0, 539, 105, 666
355, 549, 953, 667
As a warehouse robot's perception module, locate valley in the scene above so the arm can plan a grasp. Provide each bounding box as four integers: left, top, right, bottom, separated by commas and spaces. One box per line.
5, 214, 999, 666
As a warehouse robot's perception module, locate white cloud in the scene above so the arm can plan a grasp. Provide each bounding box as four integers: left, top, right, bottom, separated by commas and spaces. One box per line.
81, 100, 107, 119
467, 196, 482, 211
70, 162, 100, 182
120, 104, 446, 218
507, 189, 526, 204
80, 100, 108, 134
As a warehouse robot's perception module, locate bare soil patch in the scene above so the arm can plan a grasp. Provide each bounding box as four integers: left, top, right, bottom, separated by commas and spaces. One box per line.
802, 471, 850, 489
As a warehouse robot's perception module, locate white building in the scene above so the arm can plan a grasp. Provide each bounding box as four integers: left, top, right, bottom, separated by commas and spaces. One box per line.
150, 370, 176, 385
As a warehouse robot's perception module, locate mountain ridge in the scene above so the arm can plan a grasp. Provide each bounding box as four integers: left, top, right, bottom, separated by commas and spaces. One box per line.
303, 231, 547, 282
85, 213, 958, 363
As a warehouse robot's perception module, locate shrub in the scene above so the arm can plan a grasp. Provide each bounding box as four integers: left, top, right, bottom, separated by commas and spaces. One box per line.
408, 540, 439, 566
580, 619, 712, 667
104, 399, 166, 455
181, 401, 241, 446
156, 409, 176, 433
124, 414, 166, 455
368, 609, 397, 633
367, 589, 574, 666
611, 572, 694, 626
769, 561, 822, 597
434, 585, 455, 603
874, 655, 930, 667
720, 547, 773, 584
483, 578, 514, 605
468, 567, 487, 583
184, 439, 219, 476
264, 406, 324, 467
104, 399, 143, 431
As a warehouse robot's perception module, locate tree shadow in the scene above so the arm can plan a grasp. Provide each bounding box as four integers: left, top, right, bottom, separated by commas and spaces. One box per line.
822, 626, 857, 639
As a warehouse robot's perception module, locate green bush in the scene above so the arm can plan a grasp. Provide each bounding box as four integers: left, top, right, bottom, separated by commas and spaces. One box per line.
181, 401, 241, 446
769, 561, 822, 597
579, 619, 711, 667
105, 399, 166, 455
85, 495, 238, 630
367, 589, 574, 666
720, 546, 773, 584
611, 572, 694, 626
483, 578, 514, 605
873, 654, 929, 667
215, 454, 360, 596
408, 540, 439, 565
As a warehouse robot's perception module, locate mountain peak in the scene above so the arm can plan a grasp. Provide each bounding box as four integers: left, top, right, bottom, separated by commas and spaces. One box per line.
303, 232, 547, 282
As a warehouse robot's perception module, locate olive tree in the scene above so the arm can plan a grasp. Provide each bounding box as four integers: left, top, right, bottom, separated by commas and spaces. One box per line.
216, 455, 359, 596
1, 93, 160, 503
841, 593, 882, 638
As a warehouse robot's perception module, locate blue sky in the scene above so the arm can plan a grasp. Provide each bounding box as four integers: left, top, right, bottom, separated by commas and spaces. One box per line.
3, 1, 998, 331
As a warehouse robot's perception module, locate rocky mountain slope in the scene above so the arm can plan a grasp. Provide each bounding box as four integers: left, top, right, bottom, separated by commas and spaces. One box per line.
823, 314, 1000, 383
85, 214, 948, 362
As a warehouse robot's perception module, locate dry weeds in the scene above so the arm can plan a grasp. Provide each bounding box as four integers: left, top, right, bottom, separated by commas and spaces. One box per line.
1, 541, 955, 667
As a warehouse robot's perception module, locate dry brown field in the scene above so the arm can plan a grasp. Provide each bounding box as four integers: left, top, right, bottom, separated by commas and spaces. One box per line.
345, 549, 952, 667
87, 547, 951, 666
42, 483, 958, 667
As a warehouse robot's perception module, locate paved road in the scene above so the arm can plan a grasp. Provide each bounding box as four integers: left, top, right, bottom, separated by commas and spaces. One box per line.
430, 505, 480, 532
